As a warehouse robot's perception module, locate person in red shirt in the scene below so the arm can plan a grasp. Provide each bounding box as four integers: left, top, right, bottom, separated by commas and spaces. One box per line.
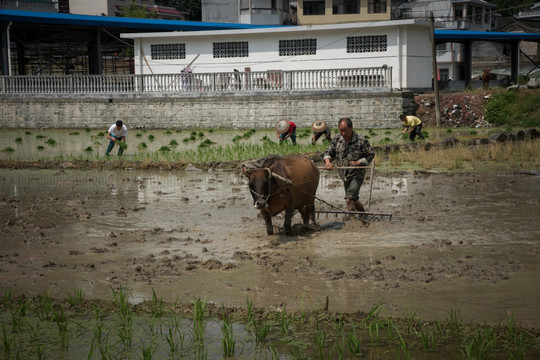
276, 119, 297, 145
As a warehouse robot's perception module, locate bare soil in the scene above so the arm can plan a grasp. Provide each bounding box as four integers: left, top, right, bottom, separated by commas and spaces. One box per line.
1, 168, 539, 329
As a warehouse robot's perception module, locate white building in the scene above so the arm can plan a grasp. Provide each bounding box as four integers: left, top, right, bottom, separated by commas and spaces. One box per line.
122, 19, 432, 91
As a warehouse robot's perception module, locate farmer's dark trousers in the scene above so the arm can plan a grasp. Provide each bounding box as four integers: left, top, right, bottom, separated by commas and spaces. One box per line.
410, 124, 425, 141
106, 135, 124, 155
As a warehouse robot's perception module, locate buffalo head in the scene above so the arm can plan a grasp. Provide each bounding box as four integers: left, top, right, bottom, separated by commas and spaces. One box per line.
242, 162, 276, 209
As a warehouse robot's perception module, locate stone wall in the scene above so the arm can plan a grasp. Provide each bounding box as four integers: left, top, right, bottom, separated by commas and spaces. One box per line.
0, 91, 414, 130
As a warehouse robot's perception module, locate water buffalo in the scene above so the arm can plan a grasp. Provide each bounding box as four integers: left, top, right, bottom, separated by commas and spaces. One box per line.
482, 69, 491, 90
242, 156, 319, 235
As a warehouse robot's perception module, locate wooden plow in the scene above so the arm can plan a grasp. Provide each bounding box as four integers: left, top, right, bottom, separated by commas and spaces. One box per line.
314, 162, 393, 223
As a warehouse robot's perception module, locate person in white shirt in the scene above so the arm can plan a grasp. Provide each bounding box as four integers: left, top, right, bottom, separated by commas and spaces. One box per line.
105, 120, 128, 156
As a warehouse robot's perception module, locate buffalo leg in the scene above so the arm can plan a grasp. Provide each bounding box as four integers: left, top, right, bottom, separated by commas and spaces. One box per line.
261, 210, 274, 235
284, 206, 294, 234
309, 204, 318, 226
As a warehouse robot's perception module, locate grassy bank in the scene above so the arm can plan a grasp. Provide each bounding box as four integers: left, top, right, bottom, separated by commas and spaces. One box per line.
1, 288, 538, 359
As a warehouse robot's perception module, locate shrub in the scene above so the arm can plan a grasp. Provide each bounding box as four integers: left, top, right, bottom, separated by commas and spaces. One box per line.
484, 91, 516, 126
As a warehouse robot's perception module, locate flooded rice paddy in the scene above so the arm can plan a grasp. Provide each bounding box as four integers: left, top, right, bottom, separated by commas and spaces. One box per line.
1, 167, 539, 330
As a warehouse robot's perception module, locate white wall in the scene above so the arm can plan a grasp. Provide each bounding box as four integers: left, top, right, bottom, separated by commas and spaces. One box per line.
69, 0, 109, 16
124, 20, 432, 90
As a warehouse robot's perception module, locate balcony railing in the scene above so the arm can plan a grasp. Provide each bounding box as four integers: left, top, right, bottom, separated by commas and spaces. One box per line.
0, 0, 58, 12
0, 67, 392, 94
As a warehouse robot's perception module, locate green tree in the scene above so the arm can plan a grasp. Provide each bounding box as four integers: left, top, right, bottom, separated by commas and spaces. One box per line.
123, 1, 157, 19
491, 0, 536, 17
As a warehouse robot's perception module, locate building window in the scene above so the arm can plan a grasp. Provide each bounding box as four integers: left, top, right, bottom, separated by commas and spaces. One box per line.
368, 0, 386, 14
333, 0, 360, 14
213, 42, 249, 58
279, 39, 317, 56
303, 1, 325, 15
347, 35, 387, 53
150, 43, 186, 60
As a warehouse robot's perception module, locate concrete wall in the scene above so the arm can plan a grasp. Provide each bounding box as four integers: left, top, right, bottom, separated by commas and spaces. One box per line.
0, 91, 413, 130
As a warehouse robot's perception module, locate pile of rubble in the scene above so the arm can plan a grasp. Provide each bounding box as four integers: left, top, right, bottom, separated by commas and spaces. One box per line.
414, 92, 490, 128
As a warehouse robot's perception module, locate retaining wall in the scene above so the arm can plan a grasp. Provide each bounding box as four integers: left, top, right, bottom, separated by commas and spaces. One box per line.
0, 91, 414, 130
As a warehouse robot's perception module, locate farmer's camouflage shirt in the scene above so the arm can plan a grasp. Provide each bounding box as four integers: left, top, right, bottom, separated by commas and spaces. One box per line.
323, 132, 375, 181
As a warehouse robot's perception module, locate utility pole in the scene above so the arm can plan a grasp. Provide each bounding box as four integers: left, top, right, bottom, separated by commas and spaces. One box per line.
430, 12, 442, 127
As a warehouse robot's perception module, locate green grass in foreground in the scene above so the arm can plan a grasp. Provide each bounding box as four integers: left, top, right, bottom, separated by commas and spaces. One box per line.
0, 288, 538, 359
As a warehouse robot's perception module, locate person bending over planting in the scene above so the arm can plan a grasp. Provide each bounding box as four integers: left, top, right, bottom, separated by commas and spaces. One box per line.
399, 113, 425, 141
106, 120, 128, 156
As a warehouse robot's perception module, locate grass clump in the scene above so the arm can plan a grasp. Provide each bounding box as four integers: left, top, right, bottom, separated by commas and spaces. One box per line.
485, 89, 540, 127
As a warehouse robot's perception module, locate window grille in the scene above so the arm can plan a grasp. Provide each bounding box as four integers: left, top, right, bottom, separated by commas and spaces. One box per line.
150, 43, 186, 60
347, 35, 387, 53
279, 39, 317, 56
213, 42, 249, 58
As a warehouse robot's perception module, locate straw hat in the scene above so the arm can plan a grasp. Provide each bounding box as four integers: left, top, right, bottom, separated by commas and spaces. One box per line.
275, 119, 290, 134
311, 120, 328, 133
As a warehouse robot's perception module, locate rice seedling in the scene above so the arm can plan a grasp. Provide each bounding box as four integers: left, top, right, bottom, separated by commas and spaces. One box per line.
403, 309, 418, 335
246, 297, 253, 323
165, 320, 185, 355
164, 130, 173, 135
193, 297, 206, 323
416, 326, 436, 352
460, 328, 497, 360
84, 146, 93, 152
169, 139, 179, 146
1, 291, 13, 307
190, 131, 197, 136
222, 322, 235, 357
36, 134, 46, 139
2, 324, 13, 354
447, 308, 465, 337
253, 320, 270, 343
138, 142, 148, 150
447, 128, 453, 133
15, 137, 22, 143
97, 132, 105, 136
379, 137, 393, 144
392, 324, 414, 360
347, 326, 363, 356
150, 288, 165, 318
93, 141, 101, 146
368, 320, 383, 347
118, 141, 128, 150
198, 139, 215, 148
278, 304, 290, 335
182, 137, 190, 143
469, 130, 478, 135
384, 130, 392, 135
69, 132, 80, 135
53, 306, 68, 333
363, 302, 384, 325
110, 285, 131, 316
421, 130, 429, 139
25, 131, 32, 135
139, 339, 158, 360
364, 134, 370, 139
506, 311, 517, 341
158, 145, 171, 152
232, 135, 242, 142
37, 290, 54, 321
314, 322, 327, 358
198, 131, 204, 137
208, 129, 214, 133
85, 127, 90, 133
1, 147, 15, 153
45, 138, 57, 146
135, 133, 143, 138
18, 297, 30, 317
148, 134, 155, 141
190, 134, 196, 141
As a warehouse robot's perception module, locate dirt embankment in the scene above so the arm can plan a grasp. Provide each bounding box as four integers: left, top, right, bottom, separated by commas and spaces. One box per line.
414, 92, 490, 128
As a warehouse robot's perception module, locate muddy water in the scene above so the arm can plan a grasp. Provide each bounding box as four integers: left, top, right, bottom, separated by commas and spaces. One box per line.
1, 168, 539, 328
